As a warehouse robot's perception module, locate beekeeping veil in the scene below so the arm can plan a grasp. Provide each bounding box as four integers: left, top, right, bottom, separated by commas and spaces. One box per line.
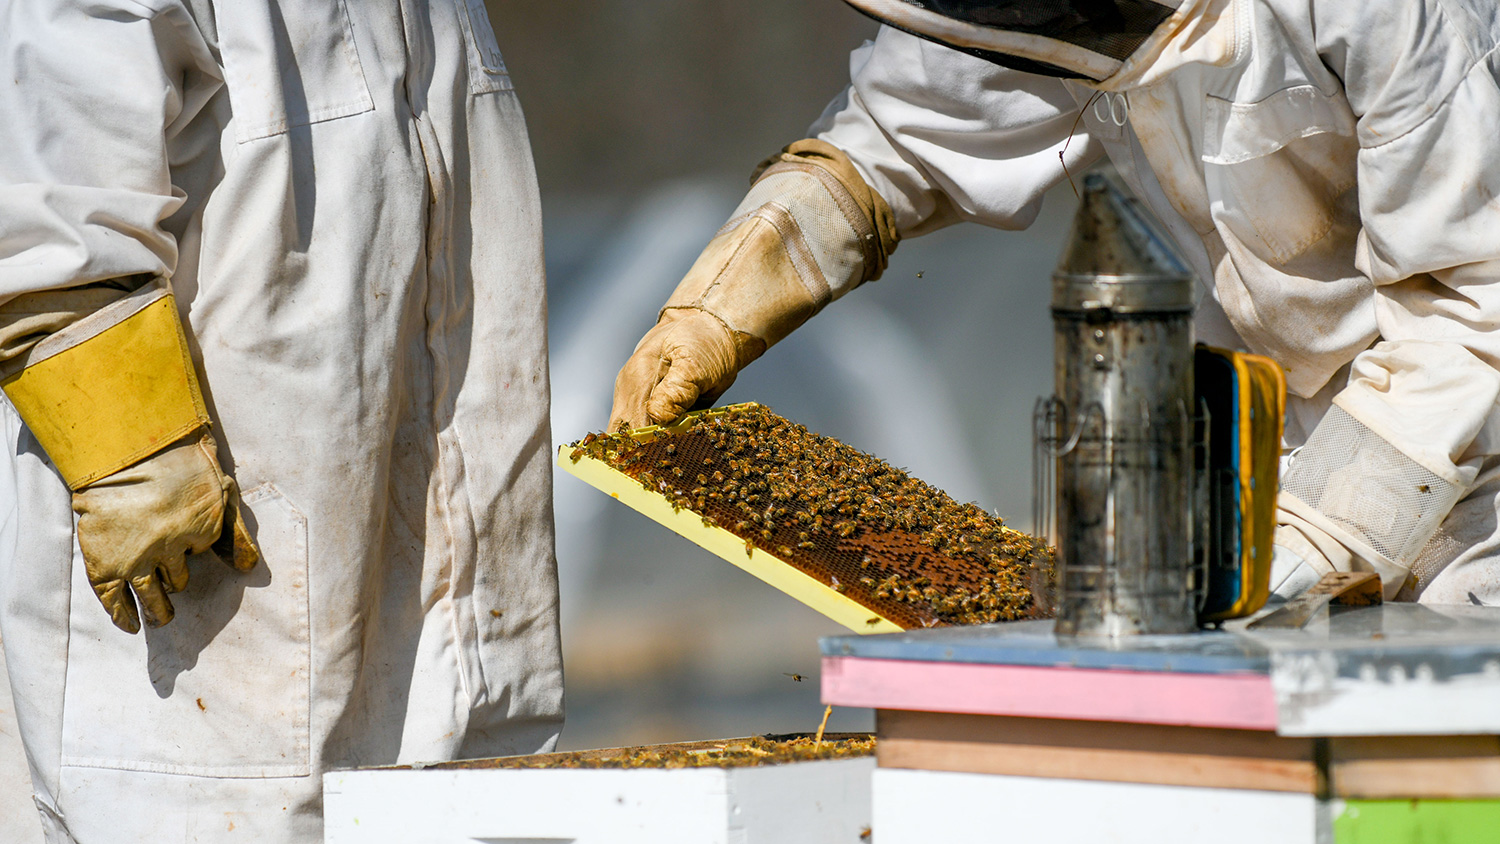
841, 0, 1190, 82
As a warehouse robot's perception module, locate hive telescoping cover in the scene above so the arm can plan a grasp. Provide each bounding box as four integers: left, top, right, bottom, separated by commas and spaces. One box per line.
560, 403, 1052, 633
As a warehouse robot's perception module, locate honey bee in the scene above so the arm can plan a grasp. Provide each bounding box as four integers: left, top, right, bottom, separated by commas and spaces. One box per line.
782, 672, 806, 683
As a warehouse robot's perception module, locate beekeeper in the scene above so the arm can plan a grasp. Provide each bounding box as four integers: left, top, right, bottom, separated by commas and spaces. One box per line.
612, 0, 1500, 606
0, 2, 562, 841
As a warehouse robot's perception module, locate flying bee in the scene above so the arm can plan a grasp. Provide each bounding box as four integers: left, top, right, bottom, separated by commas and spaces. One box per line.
782, 672, 806, 683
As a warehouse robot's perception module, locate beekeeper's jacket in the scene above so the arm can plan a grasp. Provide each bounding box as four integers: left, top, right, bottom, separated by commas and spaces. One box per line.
0, 2, 563, 840
813, 0, 1500, 601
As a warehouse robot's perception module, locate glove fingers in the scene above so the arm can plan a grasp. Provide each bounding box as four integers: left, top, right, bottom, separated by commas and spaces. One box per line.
647, 353, 736, 425
693, 371, 738, 411
93, 579, 141, 635
211, 482, 260, 572
609, 336, 670, 432
159, 553, 190, 594
130, 572, 176, 629
645, 370, 700, 425
611, 311, 744, 430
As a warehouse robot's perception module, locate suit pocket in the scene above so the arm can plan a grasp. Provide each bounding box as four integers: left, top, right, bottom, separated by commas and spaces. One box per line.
1202, 85, 1359, 265
60, 484, 311, 778
218, 0, 374, 142
457, 0, 514, 94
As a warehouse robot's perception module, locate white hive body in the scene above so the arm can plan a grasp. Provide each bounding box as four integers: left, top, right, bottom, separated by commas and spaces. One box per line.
324, 756, 875, 844
1039, 174, 1197, 638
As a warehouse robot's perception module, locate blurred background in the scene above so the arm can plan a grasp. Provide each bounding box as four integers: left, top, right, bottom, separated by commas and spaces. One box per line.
486, 2, 1082, 751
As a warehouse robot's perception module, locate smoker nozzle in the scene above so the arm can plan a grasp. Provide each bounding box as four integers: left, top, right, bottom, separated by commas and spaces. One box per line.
1052, 173, 1193, 314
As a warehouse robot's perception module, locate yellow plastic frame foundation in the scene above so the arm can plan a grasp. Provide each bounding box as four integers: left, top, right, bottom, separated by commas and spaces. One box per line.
558, 405, 904, 634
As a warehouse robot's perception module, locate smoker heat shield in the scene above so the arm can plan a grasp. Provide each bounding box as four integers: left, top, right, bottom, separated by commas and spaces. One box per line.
1195, 345, 1284, 622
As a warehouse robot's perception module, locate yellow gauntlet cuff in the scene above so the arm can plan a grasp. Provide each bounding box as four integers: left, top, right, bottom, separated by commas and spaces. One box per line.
2, 282, 210, 490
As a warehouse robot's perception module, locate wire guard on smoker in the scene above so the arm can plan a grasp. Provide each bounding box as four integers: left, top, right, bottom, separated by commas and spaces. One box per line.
1036, 174, 1199, 638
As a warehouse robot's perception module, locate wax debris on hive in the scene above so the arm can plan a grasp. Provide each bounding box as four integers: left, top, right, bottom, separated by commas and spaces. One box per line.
427, 734, 875, 770
570, 404, 1053, 628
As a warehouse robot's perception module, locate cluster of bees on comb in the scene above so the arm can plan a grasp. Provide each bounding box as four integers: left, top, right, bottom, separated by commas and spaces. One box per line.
571, 404, 1053, 628
460, 734, 875, 770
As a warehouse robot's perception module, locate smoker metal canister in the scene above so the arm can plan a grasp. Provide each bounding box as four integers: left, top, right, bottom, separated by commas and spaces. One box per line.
1047, 174, 1196, 638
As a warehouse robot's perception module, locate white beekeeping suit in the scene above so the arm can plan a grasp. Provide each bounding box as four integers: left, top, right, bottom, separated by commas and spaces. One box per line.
612, 0, 1500, 605
0, 1, 563, 841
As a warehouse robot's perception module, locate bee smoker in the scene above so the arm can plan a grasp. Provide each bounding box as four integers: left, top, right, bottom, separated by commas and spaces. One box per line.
1035, 174, 1198, 637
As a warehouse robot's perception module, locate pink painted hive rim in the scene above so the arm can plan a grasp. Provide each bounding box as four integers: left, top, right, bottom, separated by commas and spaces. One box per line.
821, 655, 1279, 731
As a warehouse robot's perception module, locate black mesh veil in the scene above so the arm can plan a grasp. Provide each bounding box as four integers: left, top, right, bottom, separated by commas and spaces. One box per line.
845, 0, 1180, 81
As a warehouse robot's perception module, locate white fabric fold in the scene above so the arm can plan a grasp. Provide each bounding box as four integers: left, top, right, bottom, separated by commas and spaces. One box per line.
812, 5, 1500, 602
0, 2, 563, 841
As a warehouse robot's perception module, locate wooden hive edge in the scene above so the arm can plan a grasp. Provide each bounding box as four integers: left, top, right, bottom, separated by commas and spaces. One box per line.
558, 442, 904, 634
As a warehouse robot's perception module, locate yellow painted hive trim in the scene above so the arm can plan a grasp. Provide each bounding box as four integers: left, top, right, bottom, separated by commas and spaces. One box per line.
558, 439, 904, 635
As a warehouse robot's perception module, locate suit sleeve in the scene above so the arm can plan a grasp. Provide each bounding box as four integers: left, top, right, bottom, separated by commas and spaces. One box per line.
0, 0, 218, 301
1277, 0, 1500, 590
808, 26, 1105, 239
0, 1, 221, 485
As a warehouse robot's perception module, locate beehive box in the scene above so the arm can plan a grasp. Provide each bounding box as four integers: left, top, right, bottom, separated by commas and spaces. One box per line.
323, 735, 875, 844
871, 768, 1320, 844
561, 403, 1052, 632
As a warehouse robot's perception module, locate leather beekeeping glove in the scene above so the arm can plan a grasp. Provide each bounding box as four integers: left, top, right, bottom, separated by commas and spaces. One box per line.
0, 278, 258, 633
1267, 522, 1340, 601
609, 139, 900, 430
74, 430, 253, 632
